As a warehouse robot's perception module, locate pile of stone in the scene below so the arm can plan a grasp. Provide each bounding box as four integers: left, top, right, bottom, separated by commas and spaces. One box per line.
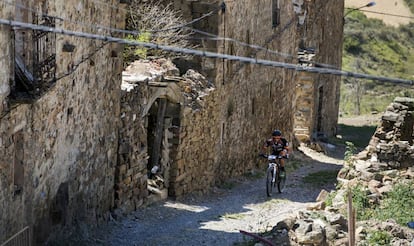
260, 97, 414, 245
179, 69, 214, 110
359, 97, 414, 168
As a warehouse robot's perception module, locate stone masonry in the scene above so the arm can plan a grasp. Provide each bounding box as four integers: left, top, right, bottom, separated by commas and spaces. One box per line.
294, 0, 344, 142
161, 0, 344, 195
359, 97, 414, 167
0, 0, 345, 244
0, 0, 125, 243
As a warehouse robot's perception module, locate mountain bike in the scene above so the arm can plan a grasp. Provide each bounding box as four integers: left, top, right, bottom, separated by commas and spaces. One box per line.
260, 154, 287, 197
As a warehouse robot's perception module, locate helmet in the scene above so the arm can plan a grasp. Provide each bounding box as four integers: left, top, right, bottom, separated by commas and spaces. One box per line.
272, 130, 282, 136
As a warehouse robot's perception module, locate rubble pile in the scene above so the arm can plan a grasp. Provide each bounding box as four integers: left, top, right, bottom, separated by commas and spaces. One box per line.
179, 69, 214, 110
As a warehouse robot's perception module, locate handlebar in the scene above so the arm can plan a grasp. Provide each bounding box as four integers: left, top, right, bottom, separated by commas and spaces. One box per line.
259, 154, 288, 159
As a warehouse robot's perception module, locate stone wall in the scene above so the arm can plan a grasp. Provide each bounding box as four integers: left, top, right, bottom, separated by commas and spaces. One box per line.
0, 0, 125, 243
117, 59, 183, 211
359, 97, 414, 167
169, 0, 299, 195
146, 0, 344, 196
0, 0, 346, 242
294, 0, 344, 141
0, 1, 13, 114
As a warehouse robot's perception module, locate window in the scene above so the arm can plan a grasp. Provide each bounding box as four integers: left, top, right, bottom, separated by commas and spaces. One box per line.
272, 0, 280, 28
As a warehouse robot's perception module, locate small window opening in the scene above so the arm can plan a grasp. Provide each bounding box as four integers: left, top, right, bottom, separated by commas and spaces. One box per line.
272, 0, 280, 28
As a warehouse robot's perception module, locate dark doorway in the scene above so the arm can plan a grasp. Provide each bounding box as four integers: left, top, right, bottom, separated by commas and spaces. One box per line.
146, 99, 181, 201
316, 86, 324, 133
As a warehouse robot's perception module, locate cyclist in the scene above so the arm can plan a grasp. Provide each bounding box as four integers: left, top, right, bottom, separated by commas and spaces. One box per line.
261, 129, 289, 175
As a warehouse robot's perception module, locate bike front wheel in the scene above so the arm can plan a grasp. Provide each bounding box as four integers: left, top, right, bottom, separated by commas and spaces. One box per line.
266, 167, 274, 197
277, 172, 286, 193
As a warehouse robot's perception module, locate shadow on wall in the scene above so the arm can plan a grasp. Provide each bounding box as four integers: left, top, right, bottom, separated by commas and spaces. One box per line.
34, 182, 69, 244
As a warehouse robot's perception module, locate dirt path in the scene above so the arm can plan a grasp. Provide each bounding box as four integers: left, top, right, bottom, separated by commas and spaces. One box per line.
72, 147, 343, 246
338, 114, 381, 127
345, 0, 413, 26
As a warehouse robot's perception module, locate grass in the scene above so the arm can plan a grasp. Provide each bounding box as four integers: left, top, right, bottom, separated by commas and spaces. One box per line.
341, 10, 414, 116
366, 230, 392, 246
286, 159, 301, 172
302, 170, 339, 187
220, 212, 246, 220
259, 199, 289, 209
351, 181, 414, 226
336, 124, 377, 148
243, 170, 265, 179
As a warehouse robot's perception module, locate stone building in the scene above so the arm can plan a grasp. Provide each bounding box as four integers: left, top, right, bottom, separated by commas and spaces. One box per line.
0, 0, 126, 243
139, 0, 344, 198
0, 0, 344, 244
294, 0, 344, 142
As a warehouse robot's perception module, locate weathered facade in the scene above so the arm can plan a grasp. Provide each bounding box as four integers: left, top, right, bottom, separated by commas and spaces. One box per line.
0, 0, 344, 244
0, 0, 125, 243
294, 0, 344, 142
147, 0, 344, 196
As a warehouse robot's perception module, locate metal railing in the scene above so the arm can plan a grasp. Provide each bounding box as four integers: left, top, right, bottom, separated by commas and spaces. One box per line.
1, 226, 32, 246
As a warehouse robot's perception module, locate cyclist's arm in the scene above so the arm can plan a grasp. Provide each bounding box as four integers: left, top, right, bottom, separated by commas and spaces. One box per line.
261, 139, 270, 154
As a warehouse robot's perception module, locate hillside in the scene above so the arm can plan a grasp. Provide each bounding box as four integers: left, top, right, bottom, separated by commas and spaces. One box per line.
340, 1, 414, 116
345, 0, 414, 26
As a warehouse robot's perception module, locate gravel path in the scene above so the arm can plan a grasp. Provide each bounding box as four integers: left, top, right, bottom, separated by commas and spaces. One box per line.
79, 147, 343, 246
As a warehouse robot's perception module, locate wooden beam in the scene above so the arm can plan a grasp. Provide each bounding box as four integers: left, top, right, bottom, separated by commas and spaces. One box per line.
150, 98, 167, 169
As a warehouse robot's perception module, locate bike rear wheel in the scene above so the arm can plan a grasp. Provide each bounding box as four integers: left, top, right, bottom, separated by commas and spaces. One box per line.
266, 167, 274, 197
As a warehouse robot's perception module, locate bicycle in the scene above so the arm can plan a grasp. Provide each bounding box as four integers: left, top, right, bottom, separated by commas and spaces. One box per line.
260, 154, 287, 197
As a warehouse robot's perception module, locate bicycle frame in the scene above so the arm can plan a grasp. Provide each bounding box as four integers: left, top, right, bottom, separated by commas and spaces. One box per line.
264, 154, 285, 196
267, 155, 282, 181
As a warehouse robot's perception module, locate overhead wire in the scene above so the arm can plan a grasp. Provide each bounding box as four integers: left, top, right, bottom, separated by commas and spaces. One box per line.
346, 8, 414, 20
3, 0, 413, 84
4, 0, 323, 68
1, 18, 412, 86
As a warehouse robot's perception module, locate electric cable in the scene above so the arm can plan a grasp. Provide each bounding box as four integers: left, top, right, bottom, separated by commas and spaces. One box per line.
5, 0, 316, 67
346, 8, 414, 20
1, 18, 412, 86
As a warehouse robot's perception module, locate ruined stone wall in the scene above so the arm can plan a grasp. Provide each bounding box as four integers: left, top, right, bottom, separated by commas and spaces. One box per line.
0, 0, 125, 243
294, 0, 344, 141
362, 97, 414, 167
117, 83, 150, 212
117, 59, 182, 211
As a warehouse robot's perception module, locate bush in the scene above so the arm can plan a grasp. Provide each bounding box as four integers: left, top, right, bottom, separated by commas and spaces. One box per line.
367, 230, 392, 246
123, 0, 195, 65
373, 181, 414, 226
351, 185, 375, 220
351, 181, 414, 226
